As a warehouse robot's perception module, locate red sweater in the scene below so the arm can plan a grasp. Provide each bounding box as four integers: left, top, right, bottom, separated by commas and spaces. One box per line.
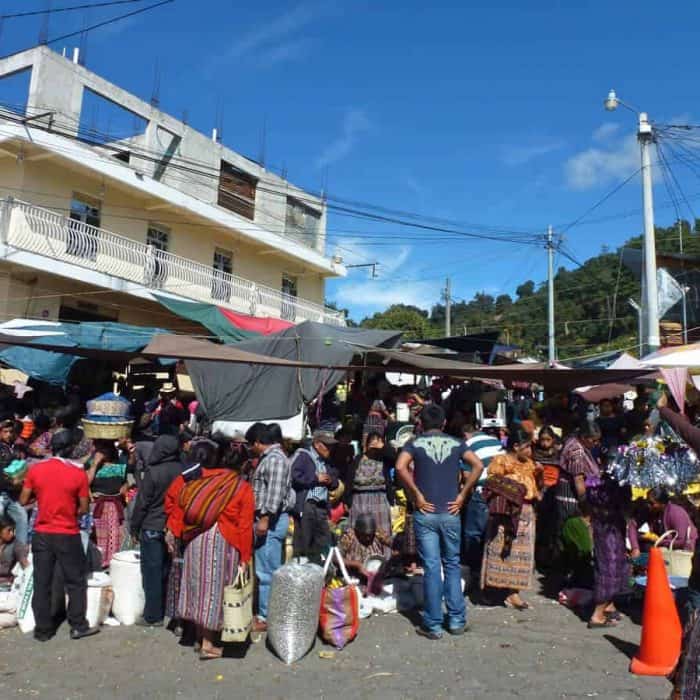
164, 474, 185, 538
164, 468, 254, 563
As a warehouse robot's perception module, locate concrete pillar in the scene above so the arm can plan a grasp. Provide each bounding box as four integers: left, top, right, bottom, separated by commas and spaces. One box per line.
27, 49, 84, 135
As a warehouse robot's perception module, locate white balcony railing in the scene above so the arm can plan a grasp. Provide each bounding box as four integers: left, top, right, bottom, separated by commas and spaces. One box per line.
0, 198, 345, 326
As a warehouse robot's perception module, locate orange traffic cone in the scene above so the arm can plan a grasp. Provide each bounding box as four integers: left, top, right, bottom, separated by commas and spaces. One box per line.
630, 547, 683, 676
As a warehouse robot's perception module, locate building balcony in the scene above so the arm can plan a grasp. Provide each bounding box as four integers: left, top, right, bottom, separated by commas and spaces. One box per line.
0, 198, 345, 326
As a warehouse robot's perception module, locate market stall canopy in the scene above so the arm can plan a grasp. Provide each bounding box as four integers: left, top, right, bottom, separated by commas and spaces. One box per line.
184, 322, 403, 422
574, 353, 656, 402
642, 343, 700, 368
0, 319, 172, 385
354, 346, 655, 392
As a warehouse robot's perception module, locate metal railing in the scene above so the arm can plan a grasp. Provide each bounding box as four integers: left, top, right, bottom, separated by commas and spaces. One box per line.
0, 198, 345, 326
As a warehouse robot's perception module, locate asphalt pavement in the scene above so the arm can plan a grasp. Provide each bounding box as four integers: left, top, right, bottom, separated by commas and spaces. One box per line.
0, 591, 671, 700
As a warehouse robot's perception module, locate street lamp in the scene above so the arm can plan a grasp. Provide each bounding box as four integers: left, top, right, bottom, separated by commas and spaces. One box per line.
604, 89, 660, 354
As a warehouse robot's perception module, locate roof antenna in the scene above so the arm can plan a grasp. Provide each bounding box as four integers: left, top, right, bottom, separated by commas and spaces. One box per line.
78, 11, 89, 66
150, 59, 161, 109
321, 166, 329, 201
259, 115, 267, 168
38, 0, 52, 45
215, 95, 224, 144
181, 109, 189, 127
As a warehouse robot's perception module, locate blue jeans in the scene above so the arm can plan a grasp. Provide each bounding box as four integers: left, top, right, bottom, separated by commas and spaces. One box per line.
0, 492, 28, 547
255, 512, 289, 621
140, 529, 169, 623
414, 511, 466, 634
462, 491, 489, 573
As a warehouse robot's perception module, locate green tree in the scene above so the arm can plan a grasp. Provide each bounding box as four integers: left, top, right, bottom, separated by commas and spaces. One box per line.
516, 280, 535, 299
360, 304, 430, 339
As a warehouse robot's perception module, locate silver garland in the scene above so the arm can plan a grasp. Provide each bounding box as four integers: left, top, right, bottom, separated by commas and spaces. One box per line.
267, 562, 324, 664
608, 437, 699, 490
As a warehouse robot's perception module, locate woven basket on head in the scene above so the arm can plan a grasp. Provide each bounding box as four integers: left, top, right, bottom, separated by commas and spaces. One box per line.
82, 419, 134, 440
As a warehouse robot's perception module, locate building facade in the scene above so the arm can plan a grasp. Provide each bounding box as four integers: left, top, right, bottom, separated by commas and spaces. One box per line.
0, 46, 346, 330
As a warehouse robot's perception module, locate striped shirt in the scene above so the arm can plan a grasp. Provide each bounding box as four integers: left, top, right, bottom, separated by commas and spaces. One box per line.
465, 432, 505, 487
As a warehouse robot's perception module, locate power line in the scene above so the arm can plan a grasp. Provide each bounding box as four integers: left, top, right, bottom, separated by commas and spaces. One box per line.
0, 102, 542, 245
560, 167, 642, 234
656, 139, 698, 223
2, 1, 148, 20
44, 0, 174, 47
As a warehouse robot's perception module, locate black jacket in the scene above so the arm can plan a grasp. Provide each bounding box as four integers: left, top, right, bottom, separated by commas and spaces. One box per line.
130, 435, 183, 535
291, 448, 339, 516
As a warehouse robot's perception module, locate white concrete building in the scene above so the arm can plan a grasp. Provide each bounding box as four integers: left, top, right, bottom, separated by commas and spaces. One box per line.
0, 46, 346, 329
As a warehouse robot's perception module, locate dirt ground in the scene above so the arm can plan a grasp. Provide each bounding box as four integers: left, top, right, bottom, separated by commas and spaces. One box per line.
0, 589, 672, 700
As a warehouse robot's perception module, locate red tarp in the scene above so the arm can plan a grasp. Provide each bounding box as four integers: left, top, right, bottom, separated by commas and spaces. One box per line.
218, 308, 294, 335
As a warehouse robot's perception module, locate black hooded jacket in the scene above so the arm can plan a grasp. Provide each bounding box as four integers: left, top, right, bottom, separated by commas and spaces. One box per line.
130, 435, 183, 534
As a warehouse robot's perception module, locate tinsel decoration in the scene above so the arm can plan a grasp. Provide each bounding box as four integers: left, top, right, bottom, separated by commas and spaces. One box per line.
608, 436, 700, 490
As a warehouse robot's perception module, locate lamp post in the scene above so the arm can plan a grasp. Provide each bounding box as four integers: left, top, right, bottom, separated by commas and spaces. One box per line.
605, 90, 660, 354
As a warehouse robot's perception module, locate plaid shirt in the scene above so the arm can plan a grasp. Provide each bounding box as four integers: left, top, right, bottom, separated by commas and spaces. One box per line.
253, 444, 295, 516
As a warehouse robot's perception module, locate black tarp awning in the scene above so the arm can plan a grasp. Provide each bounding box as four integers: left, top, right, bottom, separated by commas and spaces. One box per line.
185, 322, 403, 421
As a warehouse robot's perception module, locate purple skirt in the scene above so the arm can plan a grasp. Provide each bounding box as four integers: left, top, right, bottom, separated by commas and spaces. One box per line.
592, 518, 629, 604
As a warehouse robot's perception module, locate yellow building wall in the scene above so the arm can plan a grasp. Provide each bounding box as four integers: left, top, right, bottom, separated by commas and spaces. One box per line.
0, 158, 329, 307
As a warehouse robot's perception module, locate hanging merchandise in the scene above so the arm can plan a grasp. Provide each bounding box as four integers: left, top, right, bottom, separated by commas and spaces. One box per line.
608, 435, 699, 491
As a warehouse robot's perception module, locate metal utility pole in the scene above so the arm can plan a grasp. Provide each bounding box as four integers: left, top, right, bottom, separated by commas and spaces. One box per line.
444, 277, 452, 337
605, 92, 660, 354
679, 219, 688, 344
639, 112, 660, 353
547, 225, 556, 365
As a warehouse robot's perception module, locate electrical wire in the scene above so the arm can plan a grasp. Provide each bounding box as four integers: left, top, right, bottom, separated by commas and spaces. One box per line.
0, 0, 174, 59
2, 1, 148, 20
560, 167, 642, 234
0, 102, 542, 245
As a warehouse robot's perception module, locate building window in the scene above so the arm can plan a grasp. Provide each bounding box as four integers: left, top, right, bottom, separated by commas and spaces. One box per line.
281, 273, 298, 321
67, 193, 101, 260
212, 247, 233, 302
145, 225, 170, 289
285, 197, 320, 243
218, 161, 256, 220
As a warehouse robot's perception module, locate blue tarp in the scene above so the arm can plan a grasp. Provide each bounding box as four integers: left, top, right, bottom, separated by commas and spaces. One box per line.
0, 321, 171, 385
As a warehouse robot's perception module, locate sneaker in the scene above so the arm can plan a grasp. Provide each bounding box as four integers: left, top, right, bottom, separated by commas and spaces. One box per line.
70, 627, 100, 640
136, 617, 164, 627
447, 624, 470, 636
415, 626, 442, 640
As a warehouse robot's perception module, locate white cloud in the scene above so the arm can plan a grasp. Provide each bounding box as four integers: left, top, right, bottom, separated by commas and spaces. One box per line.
330, 240, 440, 312
564, 131, 638, 190
501, 141, 564, 166
207, 2, 332, 69
592, 122, 620, 142
335, 280, 438, 312
256, 39, 313, 68
316, 109, 371, 169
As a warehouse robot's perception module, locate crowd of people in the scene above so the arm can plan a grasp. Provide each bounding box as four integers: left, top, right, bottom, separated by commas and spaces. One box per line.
0, 376, 699, 694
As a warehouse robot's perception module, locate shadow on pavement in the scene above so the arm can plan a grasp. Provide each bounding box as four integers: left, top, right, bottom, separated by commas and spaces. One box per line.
603, 633, 638, 660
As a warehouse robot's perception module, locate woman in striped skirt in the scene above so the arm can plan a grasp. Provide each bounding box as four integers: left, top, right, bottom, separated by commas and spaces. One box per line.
173, 440, 254, 660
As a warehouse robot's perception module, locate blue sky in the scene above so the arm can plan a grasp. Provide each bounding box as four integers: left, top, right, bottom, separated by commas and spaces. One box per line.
4, 0, 700, 323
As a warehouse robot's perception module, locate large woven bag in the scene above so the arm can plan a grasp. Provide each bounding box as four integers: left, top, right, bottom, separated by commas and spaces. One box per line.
221, 562, 253, 643
655, 530, 694, 579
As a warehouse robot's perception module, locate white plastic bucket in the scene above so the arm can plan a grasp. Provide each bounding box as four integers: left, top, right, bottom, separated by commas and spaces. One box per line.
86, 572, 113, 628
109, 550, 144, 625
